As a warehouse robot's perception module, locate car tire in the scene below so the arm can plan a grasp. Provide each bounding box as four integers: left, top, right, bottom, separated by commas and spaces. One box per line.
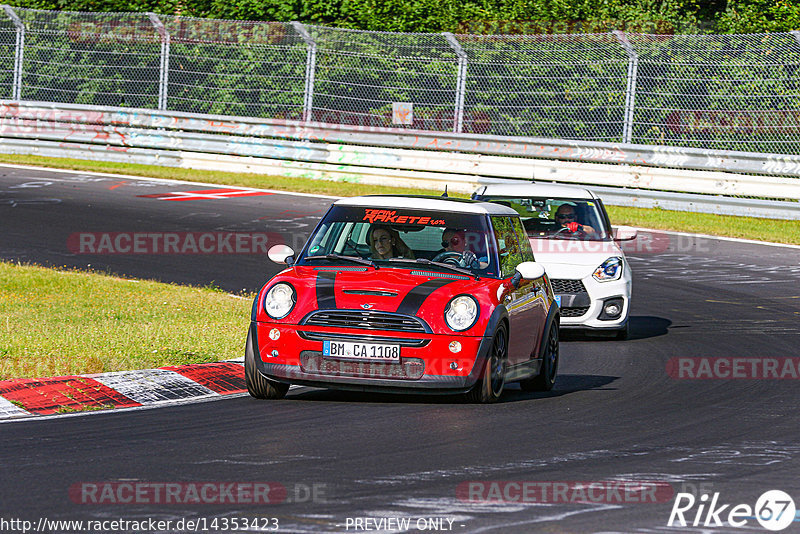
466, 323, 508, 403
245, 326, 290, 400
520, 320, 559, 392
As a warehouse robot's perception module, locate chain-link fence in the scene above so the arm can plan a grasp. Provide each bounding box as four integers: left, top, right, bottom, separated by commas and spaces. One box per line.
1, 7, 800, 155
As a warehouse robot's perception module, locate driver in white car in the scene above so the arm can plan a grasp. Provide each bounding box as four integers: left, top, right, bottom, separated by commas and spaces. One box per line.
554, 203, 597, 237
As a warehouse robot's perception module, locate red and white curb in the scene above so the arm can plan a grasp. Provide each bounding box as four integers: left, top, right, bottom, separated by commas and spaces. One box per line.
0, 361, 247, 420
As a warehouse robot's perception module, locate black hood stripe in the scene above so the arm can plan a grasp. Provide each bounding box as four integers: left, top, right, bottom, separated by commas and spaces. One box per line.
396, 278, 455, 316
316, 271, 337, 309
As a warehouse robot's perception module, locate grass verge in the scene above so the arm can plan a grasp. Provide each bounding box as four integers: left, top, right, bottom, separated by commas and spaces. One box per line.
0, 154, 441, 198
0, 153, 798, 244
606, 206, 800, 245
0, 261, 251, 380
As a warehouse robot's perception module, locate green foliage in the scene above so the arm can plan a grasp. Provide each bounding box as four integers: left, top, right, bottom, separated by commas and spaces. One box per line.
716, 0, 800, 33
4, 0, 799, 32
629, 32, 800, 153
0, 261, 251, 378
17, 10, 161, 108
2, 1, 799, 154
0, 0, 756, 33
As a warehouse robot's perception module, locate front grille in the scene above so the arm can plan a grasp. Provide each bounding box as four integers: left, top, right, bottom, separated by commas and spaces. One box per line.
300, 351, 425, 380
551, 279, 587, 294
302, 310, 428, 333
297, 331, 430, 347
561, 306, 590, 317
552, 279, 590, 318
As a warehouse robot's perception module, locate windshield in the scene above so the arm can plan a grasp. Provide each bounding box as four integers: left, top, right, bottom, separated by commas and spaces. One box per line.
296, 205, 501, 277
483, 197, 611, 241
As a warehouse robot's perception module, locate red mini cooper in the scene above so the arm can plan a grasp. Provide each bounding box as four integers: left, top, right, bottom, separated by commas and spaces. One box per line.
246, 195, 559, 403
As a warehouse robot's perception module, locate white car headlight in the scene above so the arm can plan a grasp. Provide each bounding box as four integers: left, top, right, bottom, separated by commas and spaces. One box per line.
264, 283, 296, 319
593, 257, 623, 282
445, 295, 479, 331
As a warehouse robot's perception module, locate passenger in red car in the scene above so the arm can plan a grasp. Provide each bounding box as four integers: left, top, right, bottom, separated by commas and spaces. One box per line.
368, 225, 414, 259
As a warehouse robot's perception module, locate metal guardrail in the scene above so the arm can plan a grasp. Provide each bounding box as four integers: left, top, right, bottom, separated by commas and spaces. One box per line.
597, 188, 800, 219
514, 182, 800, 220
0, 101, 799, 219
4, 101, 800, 180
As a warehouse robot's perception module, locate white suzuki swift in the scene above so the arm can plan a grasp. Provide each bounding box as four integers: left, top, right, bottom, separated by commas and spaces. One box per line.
474, 183, 637, 339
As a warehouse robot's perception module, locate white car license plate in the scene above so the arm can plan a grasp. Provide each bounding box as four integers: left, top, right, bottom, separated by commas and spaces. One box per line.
554, 295, 562, 307
322, 340, 400, 362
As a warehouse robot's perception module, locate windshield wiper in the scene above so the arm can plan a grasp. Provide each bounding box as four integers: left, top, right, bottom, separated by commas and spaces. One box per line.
304, 254, 378, 269
386, 258, 479, 280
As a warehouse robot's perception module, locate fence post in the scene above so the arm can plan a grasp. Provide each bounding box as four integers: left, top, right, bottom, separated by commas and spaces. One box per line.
292, 22, 316, 123
443, 32, 467, 134
614, 30, 638, 144
148, 13, 170, 111
2, 5, 24, 101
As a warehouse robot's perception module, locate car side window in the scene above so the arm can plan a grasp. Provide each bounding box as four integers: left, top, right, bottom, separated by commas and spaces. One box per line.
491, 216, 523, 278
510, 217, 535, 263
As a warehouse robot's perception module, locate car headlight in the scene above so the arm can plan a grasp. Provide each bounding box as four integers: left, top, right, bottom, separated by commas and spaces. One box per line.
263, 283, 296, 319
593, 257, 623, 282
444, 295, 479, 331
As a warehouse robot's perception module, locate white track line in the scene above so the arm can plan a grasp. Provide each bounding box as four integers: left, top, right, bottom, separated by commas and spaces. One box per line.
2, 161, 796, 249
630, 226, 800, 250
0, 162, 340, 200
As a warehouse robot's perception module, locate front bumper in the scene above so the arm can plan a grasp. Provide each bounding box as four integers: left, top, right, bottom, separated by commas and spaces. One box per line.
555, 276, 631, 330
252, 322, 492, 394
560, 315, 629, 332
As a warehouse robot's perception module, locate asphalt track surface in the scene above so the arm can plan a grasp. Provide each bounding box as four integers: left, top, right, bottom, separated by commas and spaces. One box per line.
2, 165, 800, 533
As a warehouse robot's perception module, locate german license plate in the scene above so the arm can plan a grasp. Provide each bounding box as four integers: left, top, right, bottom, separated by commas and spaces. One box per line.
322, 340, 400, 362
554, 295, 562, 307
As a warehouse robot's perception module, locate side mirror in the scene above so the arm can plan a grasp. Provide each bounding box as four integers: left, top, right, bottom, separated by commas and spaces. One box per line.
268, 244, 295, 265
512, 261, 546, 288
614, 226, 638, 241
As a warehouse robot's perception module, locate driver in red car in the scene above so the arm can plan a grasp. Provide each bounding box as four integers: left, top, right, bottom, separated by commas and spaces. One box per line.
554, 203, 597, 237
440, 228, 486, 268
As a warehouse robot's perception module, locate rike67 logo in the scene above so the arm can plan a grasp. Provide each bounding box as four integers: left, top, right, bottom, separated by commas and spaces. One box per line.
668, 490, 796, 531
